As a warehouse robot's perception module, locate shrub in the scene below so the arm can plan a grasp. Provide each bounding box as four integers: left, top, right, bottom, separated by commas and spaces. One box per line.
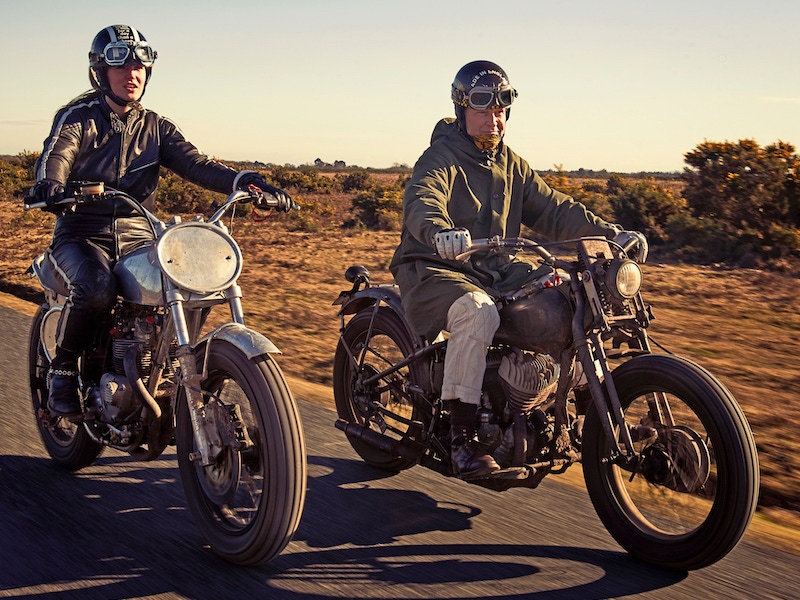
664, 212, 753, 263
337, 170, 374, 192
350, 186, 403, 231
0, 152, 37, 198
542, 168, 613, 221
607, 176, 684, 244
156, 170, 222, 215
268, 166, 333, 193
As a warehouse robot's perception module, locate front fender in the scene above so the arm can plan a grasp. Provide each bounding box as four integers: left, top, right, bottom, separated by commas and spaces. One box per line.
196, 322, 281, 359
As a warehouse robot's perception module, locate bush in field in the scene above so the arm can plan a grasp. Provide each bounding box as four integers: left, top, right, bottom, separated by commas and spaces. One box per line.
155, 169, 223, 215
3, 141, 798, 268
268, 165, 334, 193
681, 139, 800, 261
542, 168, 614, 221
607, 175, 684, 244
0, 152, 37, 198
662, 211, 760, 264
350, 186, 403, 231
337, 170, 374, 192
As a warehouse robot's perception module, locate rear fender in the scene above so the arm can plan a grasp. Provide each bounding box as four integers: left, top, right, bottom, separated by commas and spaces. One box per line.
337, 284, 422, 349
337, 284, 405, 319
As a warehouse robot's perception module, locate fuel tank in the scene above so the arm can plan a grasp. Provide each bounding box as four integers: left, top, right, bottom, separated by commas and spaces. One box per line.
114, 244, 163, 306
493, 286, 573, 355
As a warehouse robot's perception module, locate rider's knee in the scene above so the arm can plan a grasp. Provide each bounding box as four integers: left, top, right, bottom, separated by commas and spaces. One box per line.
70, 264, 116, 310
447, 290, 500, 343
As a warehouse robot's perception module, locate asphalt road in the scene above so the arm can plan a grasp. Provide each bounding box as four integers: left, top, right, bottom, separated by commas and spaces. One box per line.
0, 301, 797, 599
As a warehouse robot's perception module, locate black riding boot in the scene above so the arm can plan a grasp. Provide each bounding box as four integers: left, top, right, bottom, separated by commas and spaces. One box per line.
47, 348, 81, 419
447, 399, 500, 479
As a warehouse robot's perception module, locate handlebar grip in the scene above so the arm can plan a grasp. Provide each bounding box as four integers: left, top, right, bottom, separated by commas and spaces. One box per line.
23, 198, 44, 211
23, 197, 77, 211
23, 182, 106, 211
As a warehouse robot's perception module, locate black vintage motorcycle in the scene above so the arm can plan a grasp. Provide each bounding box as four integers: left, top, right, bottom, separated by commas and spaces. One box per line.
332, 234, 759, 571
24, 182, 306, 566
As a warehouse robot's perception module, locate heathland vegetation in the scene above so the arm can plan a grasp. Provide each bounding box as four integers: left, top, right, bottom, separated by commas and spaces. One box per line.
0, 139, 799, 523
3, 137, 798, 268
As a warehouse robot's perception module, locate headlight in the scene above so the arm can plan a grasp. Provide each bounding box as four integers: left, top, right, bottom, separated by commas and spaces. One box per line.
156, 222, 242, 293
606, 259, 642, 301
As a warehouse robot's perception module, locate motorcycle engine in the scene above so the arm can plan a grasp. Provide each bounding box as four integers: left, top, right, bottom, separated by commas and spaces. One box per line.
497, 348, 560, 412
93, 372, 139, 424
86, 314, 154, 426
477, 347, 561, 467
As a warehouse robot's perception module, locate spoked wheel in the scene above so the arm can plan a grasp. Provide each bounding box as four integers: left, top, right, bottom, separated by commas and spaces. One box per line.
176, 340, 306, 566
582, 354, 759, 570
28, 305, 103, 470
333, 307, 424, 471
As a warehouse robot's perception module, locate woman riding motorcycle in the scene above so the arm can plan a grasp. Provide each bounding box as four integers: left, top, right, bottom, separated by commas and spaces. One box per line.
29, 24, 291, 420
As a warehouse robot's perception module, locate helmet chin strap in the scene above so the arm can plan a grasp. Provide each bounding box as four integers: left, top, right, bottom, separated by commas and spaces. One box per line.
90, 66, 148, 111
106, 90, 140, 109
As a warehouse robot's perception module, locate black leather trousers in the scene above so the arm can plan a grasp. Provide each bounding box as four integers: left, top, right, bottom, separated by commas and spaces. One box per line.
47, 213, 154, 358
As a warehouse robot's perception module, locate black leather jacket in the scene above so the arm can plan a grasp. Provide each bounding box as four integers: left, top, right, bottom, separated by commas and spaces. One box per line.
34, 92, 239, 217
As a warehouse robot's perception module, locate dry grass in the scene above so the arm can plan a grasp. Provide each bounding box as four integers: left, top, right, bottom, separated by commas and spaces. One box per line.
1, 178, 798, 524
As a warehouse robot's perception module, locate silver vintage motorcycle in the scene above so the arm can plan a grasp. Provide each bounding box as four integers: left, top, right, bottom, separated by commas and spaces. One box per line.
25, 181, 306, 566
332, 234, 759, 570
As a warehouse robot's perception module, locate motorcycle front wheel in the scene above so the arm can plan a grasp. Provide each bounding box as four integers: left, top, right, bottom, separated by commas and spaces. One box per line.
28, 305, 103, 470
176, 339, 306, 566
582, 354, 759, 570
333, 306, 424, 471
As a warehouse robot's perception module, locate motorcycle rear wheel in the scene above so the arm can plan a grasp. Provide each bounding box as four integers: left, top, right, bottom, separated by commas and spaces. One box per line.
333, 307, 424, 471
28, 305, 103, 470
176, 339, 306, 566
582, 354, 759, 570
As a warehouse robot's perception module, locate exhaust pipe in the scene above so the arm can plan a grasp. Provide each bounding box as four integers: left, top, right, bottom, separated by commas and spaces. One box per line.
335, 419, 421, 462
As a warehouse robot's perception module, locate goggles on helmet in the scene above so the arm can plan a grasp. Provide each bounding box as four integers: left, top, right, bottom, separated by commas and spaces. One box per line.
99, 41, 157, 67
456, 86, 517, 110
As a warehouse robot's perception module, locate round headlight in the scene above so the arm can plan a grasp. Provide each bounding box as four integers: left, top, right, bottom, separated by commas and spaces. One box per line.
608, 259, 642, 300
155, 222, 242, 293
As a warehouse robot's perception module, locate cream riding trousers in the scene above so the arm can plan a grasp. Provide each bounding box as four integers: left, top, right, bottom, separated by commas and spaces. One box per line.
441, 290, 500, 405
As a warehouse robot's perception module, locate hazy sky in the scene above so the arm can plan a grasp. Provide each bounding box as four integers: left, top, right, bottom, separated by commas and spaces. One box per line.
1, 0, 798, 173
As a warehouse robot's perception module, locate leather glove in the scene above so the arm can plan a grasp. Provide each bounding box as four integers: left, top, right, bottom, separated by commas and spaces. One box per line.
614, 230, 649, 263
434, 228, 472, 261
30, 179, 65, 213
236, 171, 293, 212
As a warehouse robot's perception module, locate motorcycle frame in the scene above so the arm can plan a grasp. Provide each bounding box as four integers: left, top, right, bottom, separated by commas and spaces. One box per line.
335, 238, 660, 470
27, 187, 283, 466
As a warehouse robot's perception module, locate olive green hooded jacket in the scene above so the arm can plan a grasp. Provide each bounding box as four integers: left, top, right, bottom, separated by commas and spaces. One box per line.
389, 118, 619, 340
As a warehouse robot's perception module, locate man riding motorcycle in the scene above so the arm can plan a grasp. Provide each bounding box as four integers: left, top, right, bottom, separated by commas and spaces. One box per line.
389, 60, 647, 479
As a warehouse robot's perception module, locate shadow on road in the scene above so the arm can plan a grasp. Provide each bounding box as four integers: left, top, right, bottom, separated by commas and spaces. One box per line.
295, 454, 482, 548
0, 452, 686, 599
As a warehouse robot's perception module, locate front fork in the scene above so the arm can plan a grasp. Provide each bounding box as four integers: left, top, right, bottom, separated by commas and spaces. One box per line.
166, 284, 245, 467
570, 275, 638, 467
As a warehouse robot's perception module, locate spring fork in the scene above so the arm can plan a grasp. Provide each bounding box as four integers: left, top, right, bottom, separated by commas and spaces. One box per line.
166, 286, 222, 466
570, 274, 637, 462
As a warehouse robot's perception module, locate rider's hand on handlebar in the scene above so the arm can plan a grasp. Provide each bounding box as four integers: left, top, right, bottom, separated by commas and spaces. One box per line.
29, 179, 66, 214
434, 227, 472, 261
254, 183, 294, 212
236, 172, 294, 212
614, 230, 649, 263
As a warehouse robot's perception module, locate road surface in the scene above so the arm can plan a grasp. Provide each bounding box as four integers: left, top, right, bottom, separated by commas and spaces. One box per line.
0, 300, 797, 599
